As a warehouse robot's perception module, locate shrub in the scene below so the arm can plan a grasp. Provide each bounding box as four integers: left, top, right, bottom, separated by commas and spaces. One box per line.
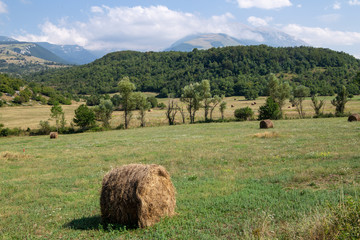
38, 120, 53, 135
258, 97, 281, 120
147, 96, 158, 108
157, 102, 166, 109
234, 107, 254, 121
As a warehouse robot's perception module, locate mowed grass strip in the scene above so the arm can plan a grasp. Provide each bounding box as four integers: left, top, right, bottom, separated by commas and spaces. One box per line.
0, 118, 359, 239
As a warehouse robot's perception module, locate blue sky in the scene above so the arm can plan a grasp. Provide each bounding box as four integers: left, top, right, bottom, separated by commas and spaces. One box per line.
1, 0, 360, 58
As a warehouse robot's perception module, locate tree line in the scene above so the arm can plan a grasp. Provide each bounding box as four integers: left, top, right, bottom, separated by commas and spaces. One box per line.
25, 45, 360, 98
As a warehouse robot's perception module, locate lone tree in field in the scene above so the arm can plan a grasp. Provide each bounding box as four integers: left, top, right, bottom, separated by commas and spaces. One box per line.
331, 85, 349, 116
118, 77, 136, 129
268, 74, 290, 117
73, 104, 95, 130
50, 102, 65, 132
94, 99, 114, 128
199, 80, 212, 121
133, 92, 150, 127
290, 85, 310, 118
165, 98, 179, 125
180, 82, 204, 123
219, 101, 227, 120
311, 94, 325, 116
258, 97, 281, 120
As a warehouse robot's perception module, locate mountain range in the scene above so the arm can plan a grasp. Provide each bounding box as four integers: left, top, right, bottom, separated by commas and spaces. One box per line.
165, 29, 308, 52
0, 36, 97, 65
1, 26, 309, 69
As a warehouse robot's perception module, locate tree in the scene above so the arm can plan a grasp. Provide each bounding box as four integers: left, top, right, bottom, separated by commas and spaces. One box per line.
258, 97, 281, 120
199, 80, 212, 121
209, 95, 224, 120
165, 98, 178, 125
219, 101, 227, 120
118, 76, 136, 129
331, 86, 349, 116
132, 92, 150, 127
50, 103, 65, 132
290, 85, 310, 118
268, 74, 291, 117
180, 82, 204, 123
94, 99, 114, 128
179, 106, 186, 124
311, 94, 325, 116
73, 104, 95, 130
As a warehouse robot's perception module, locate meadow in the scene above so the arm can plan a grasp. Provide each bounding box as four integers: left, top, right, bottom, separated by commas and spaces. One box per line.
1, 95, 360, 129
1, 117, 360, 239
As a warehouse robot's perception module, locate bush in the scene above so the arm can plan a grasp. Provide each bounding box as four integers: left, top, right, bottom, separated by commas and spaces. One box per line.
147, 96, 158, 108
0, 128, 10, 136
157, 102, 166, 109
234, 107, 254, 121
258, 97, 281, 120
38, 120, 53, 135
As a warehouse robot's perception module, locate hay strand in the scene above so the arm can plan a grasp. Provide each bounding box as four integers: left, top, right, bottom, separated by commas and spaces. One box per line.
100, 164, 176, 228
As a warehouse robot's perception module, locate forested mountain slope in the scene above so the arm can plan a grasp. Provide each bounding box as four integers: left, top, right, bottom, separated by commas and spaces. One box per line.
26, 45, 360, 96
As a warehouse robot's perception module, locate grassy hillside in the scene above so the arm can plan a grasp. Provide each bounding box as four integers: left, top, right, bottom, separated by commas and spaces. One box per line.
0, 42, 69, 75
26, 45, 360, 96
0, 118, 359, 239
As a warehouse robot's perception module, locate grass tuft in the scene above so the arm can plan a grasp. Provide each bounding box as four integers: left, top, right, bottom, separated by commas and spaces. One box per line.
252, 131, 280, 138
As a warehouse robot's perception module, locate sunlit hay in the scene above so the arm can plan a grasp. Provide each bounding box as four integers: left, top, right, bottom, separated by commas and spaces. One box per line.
253, 132, 280, 138
260, 119, 274, 129
49, 132, 58, 139
348, 113, 360, 122
0, 151, 29, 161
100, 164, 176, 228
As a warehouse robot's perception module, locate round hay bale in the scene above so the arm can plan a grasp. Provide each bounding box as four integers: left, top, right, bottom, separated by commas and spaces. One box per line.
49, 132, 58, 139
260, 119, 274, 129
100, 164, 176, 228
348, 113, 360, 122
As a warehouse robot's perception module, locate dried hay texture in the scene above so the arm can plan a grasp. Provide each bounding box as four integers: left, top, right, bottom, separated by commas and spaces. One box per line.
0, 151, 29, 161
348, 113, 360, 122
253, 132, 279, 138
100, 164, 176, 228
260, 119, 274, 129
49, 132, 58, 139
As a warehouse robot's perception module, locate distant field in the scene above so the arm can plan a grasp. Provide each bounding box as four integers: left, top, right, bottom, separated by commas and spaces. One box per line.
0, 118, 359, 239
1, 95, 360, 129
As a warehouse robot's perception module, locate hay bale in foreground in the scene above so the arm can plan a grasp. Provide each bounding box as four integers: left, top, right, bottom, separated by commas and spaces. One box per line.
49, 132, 58, 139
260, 119, 274, 129
348, 113, 360, 122
100, 164, 176, 228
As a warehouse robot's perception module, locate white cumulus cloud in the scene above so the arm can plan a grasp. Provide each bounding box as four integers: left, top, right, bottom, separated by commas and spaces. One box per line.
15, 5, 239, 51
282, 24, 360, 46
349, 0, 360, 5
235, 0, 292, 9
247, 16, 273, 27
0, 1, 7, 14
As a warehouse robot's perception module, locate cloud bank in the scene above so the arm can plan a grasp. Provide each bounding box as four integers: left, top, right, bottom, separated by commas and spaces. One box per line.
14, 4, 360, 58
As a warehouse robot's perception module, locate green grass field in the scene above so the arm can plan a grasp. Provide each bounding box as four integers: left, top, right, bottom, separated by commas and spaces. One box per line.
1, 117, 359, 239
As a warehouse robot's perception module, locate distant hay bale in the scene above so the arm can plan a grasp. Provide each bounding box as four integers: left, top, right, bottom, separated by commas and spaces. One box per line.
348, 113, 360, 122
49, 132, 58, 139
100, 164, 176, 228
260, 119, 274, 129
